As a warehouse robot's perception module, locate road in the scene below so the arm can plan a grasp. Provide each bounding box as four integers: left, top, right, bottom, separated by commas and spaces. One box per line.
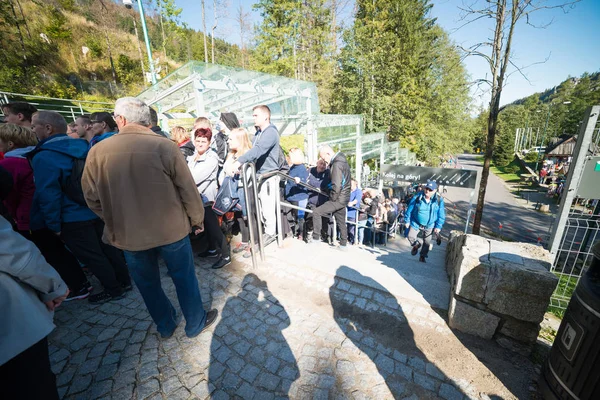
442, 154, 555, 244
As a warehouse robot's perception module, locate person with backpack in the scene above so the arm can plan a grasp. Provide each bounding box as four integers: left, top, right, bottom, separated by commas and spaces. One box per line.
28, 111, 131, 304
404, 181, 445, 263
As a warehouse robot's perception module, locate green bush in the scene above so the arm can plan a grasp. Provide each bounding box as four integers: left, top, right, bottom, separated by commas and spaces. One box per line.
525, 151, 539, 162
503, 165, 520, 174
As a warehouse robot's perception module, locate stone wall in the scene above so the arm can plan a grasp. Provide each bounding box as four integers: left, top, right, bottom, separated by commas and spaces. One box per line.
445, 231, 558, 355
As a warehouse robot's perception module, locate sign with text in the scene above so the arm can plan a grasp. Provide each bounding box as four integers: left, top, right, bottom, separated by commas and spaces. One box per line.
381, 164, 478, 189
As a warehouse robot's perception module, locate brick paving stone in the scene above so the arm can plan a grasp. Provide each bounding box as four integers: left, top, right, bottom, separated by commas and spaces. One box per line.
439, 383, 464, 400
110, 339, 128, 352
101, 352, 121, 366
191, 380, 215, 399
239, 364, 260, 383
236, 382, 256, 398
226, 356, 245, 373
408, 356, 426, 372
222, 333, 238, 346
222, 371, 242, 389
69, 348, 90, 365
88, 342, 110, 358
354, 298, 367, 309
162, 376, 182, 394
122, 343, 142, 357
248, 347, 266, 364
232, 339, 251, 356
79, 357, 102, 375
70, 336, 92, 352
396, 362, 414, 381
265, 356, 281, 374
414, 371, 438, 392
51, 359, 67, 375
56, 367, 77, 387
89, 379, 113, 398
50, 348, 70, 364
426, 362, 446, 381
170, 387, 191, 400
97, 327, 120, 342
256, 372, 281, 391
393, 350, 408, 364
337, 281, 351, 291
136, 378, 160, 400
114, 369, 137, 390
95, 363, 118, 381
68, 374, 92, 395
214, 346, 233, 364
129, 331, 147, 344
118, 355, 140, 372
113, 385, 134, 400
209, 362, 227, 380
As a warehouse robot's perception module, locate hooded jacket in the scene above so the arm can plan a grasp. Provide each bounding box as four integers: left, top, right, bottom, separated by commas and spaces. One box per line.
0, 146, 36, 231
328, 152, 352, 204
27, 135, 97, 232
0, 215, 67, 366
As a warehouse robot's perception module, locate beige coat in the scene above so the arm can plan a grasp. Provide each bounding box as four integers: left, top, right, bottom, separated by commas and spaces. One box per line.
82, 124, 205, 251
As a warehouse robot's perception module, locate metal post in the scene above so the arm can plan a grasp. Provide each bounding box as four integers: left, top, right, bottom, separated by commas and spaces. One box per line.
548, 106, 600, 258
193, 80, 205, 116
275, 176, 283, 247
242, 163, 259, 269
378, 136, 385, 191
136, 0, 157, 85
534, 106, 552, 172
465, 190, 475, 234
355, 126, 362, 185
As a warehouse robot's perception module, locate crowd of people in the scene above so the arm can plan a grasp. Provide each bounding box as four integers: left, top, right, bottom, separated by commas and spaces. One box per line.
0, 97, 445, 397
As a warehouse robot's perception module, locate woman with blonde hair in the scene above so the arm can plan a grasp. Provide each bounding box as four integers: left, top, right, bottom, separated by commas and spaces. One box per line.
171, 125, 195, 157
222, 128, 255, 258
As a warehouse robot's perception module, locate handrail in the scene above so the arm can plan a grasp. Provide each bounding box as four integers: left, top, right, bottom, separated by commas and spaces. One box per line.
241, 162, 262, 269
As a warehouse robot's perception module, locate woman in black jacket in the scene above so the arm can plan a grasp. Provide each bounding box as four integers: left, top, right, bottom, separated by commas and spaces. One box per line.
170, 126, 195, 157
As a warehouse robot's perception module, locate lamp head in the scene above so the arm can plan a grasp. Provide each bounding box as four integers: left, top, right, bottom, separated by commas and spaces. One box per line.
123, 0, 133, 9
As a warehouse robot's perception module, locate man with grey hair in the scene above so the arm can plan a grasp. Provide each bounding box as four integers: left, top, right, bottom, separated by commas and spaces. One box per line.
82, 97, 217, 339
28, 111, 131, 304
309, 145, 352, 250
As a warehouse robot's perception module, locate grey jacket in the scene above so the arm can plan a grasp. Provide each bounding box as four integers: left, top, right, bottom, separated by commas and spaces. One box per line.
0, 216, 67, 366
237, 124, 280, 174
187, 149, 219, 203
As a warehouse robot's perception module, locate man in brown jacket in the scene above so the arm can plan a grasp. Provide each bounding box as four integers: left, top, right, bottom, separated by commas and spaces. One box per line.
82, 97, 217, 339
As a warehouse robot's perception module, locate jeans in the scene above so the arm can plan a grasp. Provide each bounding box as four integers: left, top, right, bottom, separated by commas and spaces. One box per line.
357, 219, 367, 245
123, 236, 207, 337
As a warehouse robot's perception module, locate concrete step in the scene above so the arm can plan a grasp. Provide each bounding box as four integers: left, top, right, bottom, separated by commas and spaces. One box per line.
263, 236, 451, 311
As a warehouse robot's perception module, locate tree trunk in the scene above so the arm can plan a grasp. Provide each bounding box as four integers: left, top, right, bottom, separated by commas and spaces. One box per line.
131, 15, 146, 81
201, 0, 208, 63
103, 29, 118, 87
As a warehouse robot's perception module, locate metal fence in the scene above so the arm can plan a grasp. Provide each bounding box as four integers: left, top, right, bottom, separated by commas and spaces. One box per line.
548, 106, 600, 312
0, 91, 113, 122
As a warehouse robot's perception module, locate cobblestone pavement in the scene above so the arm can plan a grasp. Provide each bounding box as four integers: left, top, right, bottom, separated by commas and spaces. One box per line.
50, 241, 539, 399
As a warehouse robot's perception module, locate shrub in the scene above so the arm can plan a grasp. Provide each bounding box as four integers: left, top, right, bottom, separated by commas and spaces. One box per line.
525, 151, 539, 162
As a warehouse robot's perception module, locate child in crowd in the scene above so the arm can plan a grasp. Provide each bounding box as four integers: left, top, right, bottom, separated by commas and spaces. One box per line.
285, 148, 309, 240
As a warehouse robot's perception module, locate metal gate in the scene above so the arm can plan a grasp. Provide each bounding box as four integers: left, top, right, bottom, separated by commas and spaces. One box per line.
548, 106, 600, 313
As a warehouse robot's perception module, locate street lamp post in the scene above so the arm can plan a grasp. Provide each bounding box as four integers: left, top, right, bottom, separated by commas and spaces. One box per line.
124, 0, 157, 85
534, 101, 571, 172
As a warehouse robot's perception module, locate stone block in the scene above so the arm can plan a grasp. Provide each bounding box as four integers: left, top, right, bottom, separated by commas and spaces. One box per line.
448, 297, 500, 339
499, 318, 541, 344
484, 242, 558, 323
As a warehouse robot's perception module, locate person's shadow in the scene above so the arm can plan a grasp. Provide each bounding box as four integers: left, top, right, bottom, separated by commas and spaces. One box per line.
208, 273, 299, 398
330, 266, 463, 399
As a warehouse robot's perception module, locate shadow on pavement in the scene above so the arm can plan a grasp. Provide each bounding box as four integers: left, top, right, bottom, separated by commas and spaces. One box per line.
208, 273, 299, 398
330, 265, 465, 399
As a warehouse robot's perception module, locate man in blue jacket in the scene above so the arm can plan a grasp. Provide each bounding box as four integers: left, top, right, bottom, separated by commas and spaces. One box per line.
29, 111, 131, 304
404, 181, 445, 262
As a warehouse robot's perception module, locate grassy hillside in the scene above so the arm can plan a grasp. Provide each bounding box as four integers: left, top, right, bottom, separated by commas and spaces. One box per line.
0, 0, 242, 101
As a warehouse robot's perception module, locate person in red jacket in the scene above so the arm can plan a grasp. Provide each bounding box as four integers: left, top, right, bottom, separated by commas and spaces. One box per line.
0, 123, 90, 301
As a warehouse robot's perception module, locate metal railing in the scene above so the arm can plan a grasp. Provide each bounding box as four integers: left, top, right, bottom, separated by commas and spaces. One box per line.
240, 163, 391, 269
0, 91, 113, 122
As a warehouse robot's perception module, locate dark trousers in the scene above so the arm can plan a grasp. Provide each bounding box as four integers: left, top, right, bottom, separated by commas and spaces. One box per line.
312, 201, 348, 246
22, 228, 88, 292
204, 207, 230, 257
347, 217, 356, 244
0, 337, 59, 400
60, 218, 130, 296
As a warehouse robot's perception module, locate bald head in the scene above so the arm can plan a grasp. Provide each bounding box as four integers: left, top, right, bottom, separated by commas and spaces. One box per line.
318, 145, 335, 164
31, 111, 68, 141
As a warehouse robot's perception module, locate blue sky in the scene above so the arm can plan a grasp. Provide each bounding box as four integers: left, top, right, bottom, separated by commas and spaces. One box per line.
173, 0, 600, 107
